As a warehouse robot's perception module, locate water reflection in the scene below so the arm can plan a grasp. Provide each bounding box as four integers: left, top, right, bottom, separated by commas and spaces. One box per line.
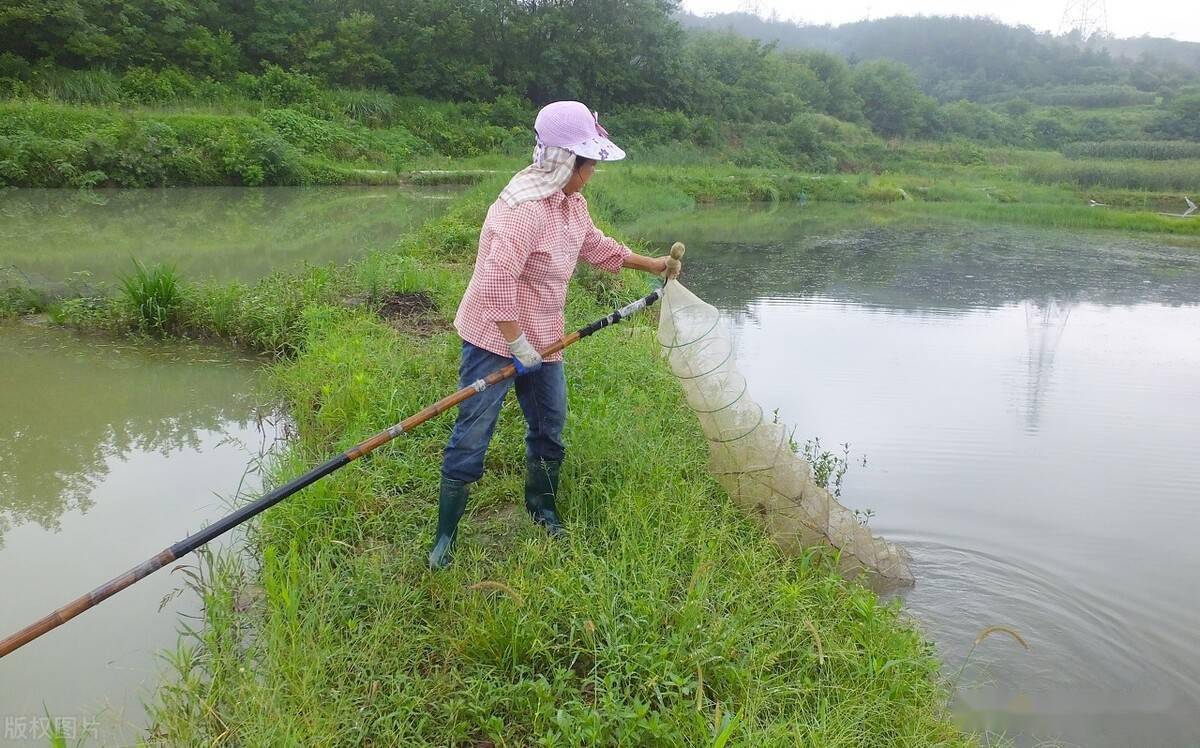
1021, 300, 1072, 433
627, 204, 1200, 311
0, 185, 457, 285
0, 324, 261, 546
628, 205, 1200, 747
0, 322, 275, 742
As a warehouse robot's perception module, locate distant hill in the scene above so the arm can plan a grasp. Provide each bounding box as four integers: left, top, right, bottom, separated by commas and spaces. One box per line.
678, 12, 1200, 102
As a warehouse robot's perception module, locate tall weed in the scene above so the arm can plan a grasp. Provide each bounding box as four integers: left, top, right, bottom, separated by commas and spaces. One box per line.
119, 259, 181, 331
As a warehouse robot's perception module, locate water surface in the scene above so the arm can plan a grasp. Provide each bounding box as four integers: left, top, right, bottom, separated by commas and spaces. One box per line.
629, 205, 1200, 747
0, 185, 456, 286
0, 323, 276, 744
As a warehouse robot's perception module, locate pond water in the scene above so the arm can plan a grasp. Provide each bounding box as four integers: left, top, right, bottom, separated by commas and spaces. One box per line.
0, 185, 457, 286
627, 205, 1200, 748
0, 323, 277, 744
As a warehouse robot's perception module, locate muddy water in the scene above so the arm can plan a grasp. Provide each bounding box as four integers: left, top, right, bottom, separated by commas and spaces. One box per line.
628, 205, 1200, 748
0, 185, 457, 286
0, 323, 278, 744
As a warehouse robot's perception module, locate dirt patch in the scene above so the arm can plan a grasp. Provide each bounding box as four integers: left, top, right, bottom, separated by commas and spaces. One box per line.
377, 291, 448, 336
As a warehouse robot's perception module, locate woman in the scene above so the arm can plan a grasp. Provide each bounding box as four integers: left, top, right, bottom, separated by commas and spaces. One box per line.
429, 100, 679, 569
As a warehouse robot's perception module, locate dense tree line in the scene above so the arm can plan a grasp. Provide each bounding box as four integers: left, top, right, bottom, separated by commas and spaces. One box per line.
680, 12, 1200, 102
2, 1, 1198, 149
0, 0, 685, 107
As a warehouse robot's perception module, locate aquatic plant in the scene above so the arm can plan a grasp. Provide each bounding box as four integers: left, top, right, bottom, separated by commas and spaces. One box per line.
119, 259, 181, 332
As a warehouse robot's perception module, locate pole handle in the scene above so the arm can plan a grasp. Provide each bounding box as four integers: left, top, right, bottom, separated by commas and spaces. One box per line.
666, 242, 685, 279
0, 284, 669, 660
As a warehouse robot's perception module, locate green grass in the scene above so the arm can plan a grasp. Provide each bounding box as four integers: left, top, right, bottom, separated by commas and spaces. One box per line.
1062, 140, 1200, 160
0, 282, 50, 318
1020, 152, 1200, 192
118, 259, 181, 332
67, 178, 968, 745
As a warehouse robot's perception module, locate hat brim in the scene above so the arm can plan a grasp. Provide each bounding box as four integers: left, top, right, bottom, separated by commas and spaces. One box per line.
568, 136, 625, 161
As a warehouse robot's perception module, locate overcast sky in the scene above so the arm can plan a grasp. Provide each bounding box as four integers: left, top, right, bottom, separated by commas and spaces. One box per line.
681, 1, 1200, 43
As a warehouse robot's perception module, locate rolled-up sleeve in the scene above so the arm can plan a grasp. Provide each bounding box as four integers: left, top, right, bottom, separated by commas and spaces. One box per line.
580, 220, 632, 274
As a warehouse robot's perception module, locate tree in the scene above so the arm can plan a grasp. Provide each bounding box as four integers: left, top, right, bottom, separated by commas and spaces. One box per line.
1149, 94, 1200, 140
851, 59, 932, 138
306, 11, 394, 88
788, 50, 864, 122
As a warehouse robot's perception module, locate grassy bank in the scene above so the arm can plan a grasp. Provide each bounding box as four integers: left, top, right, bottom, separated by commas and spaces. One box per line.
30, 176, 968, 744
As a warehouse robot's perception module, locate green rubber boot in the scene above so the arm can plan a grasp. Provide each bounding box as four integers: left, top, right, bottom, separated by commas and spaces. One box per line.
525, 457, 564, 537
428, 477, 468, 570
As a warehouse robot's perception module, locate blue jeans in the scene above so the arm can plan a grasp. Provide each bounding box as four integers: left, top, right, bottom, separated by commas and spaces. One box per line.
441, 341, 567, 484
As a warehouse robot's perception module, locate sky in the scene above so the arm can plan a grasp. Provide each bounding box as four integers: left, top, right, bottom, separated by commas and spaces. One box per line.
680, 1, 1200, 44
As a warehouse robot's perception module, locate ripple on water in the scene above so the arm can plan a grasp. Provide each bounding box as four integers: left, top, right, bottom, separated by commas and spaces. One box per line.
635, 209, 1200, 747
895, 538, 1200, 746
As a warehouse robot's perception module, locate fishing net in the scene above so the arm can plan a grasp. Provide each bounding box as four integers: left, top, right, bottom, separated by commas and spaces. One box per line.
656, 280, 914, 588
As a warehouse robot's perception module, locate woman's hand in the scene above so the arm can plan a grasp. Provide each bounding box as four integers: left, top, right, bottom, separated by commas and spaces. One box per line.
506, 332, 543, 375
623, 253, 681, 279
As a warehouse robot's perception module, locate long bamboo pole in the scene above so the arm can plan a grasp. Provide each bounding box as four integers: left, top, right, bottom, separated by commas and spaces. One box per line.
0, 268, 679, 659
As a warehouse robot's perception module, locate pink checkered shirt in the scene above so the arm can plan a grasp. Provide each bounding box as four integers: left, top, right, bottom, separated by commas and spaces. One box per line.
454, 191, 631, 362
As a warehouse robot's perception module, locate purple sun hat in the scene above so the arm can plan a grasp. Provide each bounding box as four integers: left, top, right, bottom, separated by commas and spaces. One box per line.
534, 101, 625, 161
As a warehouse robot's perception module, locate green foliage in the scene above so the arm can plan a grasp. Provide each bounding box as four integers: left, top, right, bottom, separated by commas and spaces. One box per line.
28, 67, 124, 104
1022, 84, 1158, 108
180, 265, 344, 355
259, 108, 376, 162
683, 13, 1199, 102
1062, 140, 1200, 159
1149, 95, 1200, 141
306, 10, 396, 89
325, 88, 398, 126
1021, 153, 1200, 191
0, 102, 319, 187
0, 282, 50, 317
391, 99, 522, 158
119, 259, 181, 332
852, 60, 938, 139
3, 1, 1199, 186
937, 100, 1024, 143
240, 64, 321, 108
119, 66, 200, 103
799, 437, 854, 500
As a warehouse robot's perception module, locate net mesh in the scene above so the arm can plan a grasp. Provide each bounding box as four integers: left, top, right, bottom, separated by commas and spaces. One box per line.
656, 280, 914, 589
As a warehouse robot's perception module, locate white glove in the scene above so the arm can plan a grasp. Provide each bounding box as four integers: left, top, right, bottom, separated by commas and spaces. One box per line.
507, 333, 543, 374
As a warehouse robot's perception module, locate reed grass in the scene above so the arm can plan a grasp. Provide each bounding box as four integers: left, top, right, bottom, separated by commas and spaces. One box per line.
1062, 140, 1200, 161
1021, 153, 1200, 192
118, 259, 181, 332
32, 67, 124, 105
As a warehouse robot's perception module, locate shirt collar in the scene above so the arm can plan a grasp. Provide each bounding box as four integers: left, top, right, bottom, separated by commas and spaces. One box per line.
549, 190, 584, 206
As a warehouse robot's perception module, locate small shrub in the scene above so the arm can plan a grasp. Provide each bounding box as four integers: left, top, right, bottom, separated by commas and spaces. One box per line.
252, 65, 322, 108
0, 52, 31, 81
120, 67, 199, 104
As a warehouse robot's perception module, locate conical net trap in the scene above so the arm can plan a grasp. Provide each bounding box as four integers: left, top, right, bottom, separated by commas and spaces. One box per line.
657, 280, 914, 588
